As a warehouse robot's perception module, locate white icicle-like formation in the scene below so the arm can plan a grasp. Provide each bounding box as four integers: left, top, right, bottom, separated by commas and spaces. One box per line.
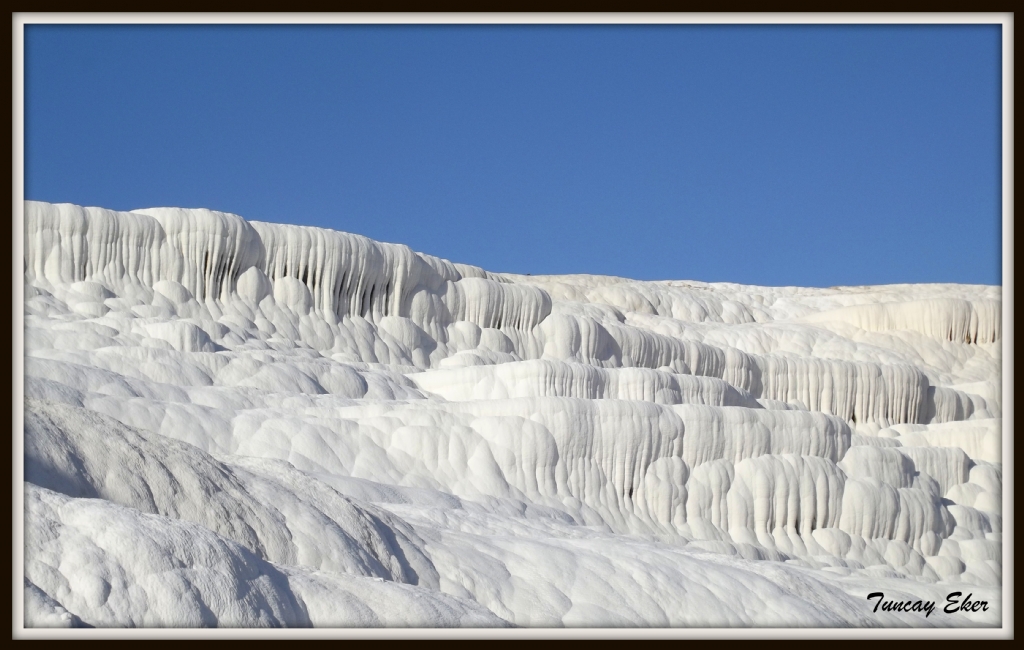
22, 201, 1003, 628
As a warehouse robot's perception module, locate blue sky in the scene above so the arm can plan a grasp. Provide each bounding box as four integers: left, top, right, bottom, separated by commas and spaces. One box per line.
24, 23, 1002, 287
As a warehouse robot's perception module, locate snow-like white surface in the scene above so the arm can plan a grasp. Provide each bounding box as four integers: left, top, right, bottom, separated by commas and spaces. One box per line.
21, 201, 1003, 628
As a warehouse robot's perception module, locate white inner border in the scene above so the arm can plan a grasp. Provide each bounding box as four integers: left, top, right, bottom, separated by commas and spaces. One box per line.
11, 11, 1014, 640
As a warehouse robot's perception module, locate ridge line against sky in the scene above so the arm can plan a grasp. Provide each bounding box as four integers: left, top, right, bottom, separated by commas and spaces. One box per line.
22, 21, 1004, 287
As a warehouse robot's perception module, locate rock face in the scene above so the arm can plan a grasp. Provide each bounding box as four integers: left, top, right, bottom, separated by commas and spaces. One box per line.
21, 200, 1003, 628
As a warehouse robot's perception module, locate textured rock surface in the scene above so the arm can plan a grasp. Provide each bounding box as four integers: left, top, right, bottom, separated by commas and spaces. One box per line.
22, 201, 1003, 627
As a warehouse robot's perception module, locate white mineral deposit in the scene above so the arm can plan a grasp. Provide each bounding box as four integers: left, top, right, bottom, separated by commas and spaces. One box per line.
21, 201, 1003, 628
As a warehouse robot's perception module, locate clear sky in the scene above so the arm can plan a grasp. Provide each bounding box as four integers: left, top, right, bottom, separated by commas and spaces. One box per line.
24, 23, 1003, 287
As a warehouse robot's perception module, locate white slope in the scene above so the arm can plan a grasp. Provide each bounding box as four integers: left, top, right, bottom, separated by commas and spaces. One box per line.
21, 201, 1003, 628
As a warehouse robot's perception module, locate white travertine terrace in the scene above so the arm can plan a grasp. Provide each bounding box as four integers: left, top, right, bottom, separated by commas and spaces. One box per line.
22, 201, 1003, 628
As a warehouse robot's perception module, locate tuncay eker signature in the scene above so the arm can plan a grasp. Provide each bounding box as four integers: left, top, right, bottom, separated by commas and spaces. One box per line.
867, 592, 991, 618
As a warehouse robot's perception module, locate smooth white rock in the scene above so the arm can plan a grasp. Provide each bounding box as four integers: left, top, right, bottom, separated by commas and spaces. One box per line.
21, 201, 1002, 628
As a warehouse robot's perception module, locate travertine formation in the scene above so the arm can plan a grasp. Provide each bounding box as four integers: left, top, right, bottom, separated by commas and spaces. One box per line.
22, 201, 1003, 627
